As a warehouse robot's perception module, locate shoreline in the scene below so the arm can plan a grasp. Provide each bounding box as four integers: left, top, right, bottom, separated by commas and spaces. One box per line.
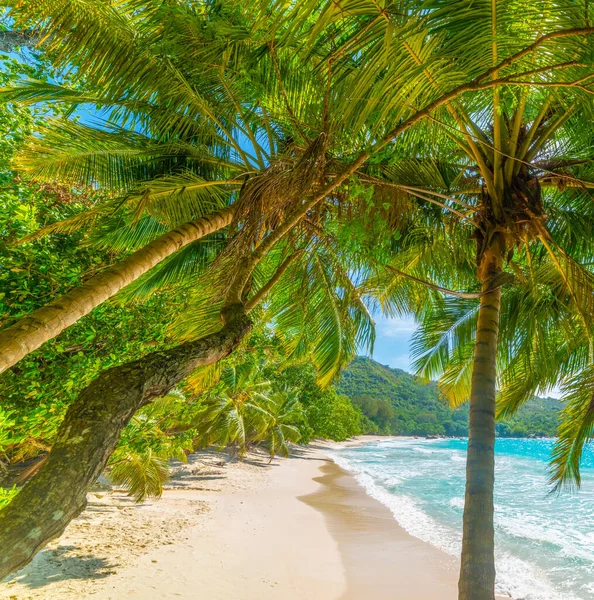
311, 441, 511, 600
0, 439, 509, 599
301, 450, 460, 599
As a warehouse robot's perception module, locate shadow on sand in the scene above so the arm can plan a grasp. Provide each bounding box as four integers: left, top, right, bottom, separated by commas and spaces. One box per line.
3, 546, 115, 590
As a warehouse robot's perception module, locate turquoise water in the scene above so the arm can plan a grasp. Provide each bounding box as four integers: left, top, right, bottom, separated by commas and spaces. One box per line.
330, 438, 594, 600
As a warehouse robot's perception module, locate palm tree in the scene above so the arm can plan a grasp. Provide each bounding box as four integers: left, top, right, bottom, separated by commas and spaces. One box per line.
396, 198, 594, 596
355, 7, 594, 598
261, 393, 303, 459
3, 1, 594, 590
107, 390, 193, 502
0, 1, 359, 573
193, 362, 303, 458
196, 363, 278, 457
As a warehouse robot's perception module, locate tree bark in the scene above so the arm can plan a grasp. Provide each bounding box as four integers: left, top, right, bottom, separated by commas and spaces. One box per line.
0, 310, 251, 579
458, 231, 506, 600
0, 207, 233, 375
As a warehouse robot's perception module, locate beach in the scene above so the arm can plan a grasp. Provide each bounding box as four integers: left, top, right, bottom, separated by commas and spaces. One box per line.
0, 438, 501, 600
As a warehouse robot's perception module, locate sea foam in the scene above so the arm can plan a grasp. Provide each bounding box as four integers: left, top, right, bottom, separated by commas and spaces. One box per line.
330, 438, 594, 600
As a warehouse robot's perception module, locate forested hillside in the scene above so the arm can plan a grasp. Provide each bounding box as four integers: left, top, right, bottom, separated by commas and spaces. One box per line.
336, 357, 561, 437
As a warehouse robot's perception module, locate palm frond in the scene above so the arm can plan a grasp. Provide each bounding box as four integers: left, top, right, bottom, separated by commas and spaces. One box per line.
108, 448, 169, 502
550, 367, 594, 491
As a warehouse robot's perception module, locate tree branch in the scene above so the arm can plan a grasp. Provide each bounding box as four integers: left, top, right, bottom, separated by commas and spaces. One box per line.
246, 250, 304, 312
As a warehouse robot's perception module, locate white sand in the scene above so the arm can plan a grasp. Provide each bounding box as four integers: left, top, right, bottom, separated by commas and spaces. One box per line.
0, 439, 510, 599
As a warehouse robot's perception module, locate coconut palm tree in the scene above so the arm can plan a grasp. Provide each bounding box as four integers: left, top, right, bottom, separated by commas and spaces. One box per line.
106, 390, 193, 502
261, 393, 303, 458
2, 0, 571, 375
353, 5, 594, 596
195, 362, 279, 457
194, 362, 302, 458
3, 1, 594, 592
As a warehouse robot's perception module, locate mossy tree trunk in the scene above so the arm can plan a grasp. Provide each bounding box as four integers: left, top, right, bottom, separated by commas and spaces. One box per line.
458, 231, 506, 600
0, 309, 251, 579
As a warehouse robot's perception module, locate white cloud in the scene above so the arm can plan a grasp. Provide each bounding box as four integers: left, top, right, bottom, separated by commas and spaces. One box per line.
367, 317, 418, 372
375, 316, 418, 338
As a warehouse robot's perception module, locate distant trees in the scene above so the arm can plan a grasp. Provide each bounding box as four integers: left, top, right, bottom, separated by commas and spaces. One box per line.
351, 395, 395, 434
338, 357, 561, 438
272, 363, 371, 442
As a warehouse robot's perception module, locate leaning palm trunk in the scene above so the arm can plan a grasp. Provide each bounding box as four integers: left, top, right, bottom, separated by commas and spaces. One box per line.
458, 232, 506, 600
0, 308, 251, 579
0, 207, 233, 375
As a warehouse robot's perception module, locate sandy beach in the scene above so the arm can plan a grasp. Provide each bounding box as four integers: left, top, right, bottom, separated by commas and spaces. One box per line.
0, 437, 506, 599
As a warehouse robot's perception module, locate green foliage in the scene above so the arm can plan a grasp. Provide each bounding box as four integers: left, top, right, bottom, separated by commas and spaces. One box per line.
0, 283, 181, 468
106, 391, 194, 501
338, 357, 561, 438
0, 57, 186, 473
0, 54, 51, 166
303, 388, 369, 441
271, 362, 369, 442
498, 398, 562, 439
550, 367, 594, 491
0, 121, 187, 478
101, 346, 374, 502
0, 485, 17, 510
260, 241, 376, 388
0, 408, 15, 471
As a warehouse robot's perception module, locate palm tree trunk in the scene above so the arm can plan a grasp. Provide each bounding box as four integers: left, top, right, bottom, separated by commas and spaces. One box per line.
458, 232, 506, 600
0, 207, 233, 375
0, 309, 251, 579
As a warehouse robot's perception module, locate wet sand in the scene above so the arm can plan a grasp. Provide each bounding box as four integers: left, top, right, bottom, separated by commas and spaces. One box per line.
301, 459, 460, 599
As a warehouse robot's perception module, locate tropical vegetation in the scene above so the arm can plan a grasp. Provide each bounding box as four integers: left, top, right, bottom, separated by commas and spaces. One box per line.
339, 357, 561, 438
1, 2, 594, 600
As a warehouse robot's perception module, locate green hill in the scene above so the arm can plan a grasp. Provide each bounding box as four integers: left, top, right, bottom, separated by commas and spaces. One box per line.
335, 356, 561, 437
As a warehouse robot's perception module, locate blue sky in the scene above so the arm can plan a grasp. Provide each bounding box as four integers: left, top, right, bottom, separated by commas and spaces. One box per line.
365, 315, 418, 372
373, 316, 563, 399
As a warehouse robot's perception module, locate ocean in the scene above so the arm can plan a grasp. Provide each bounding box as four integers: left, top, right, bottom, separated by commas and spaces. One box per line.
330, 438, 594, 600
